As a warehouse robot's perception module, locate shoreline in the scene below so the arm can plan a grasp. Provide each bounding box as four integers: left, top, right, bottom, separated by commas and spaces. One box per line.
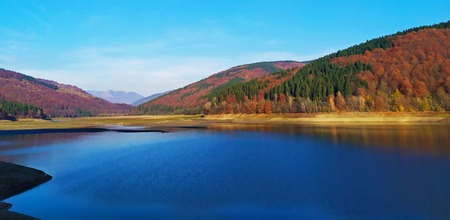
0, 161, 52, 219
0, 127, 169, 136
0, 112, 449, 132
204, 112, 450, 125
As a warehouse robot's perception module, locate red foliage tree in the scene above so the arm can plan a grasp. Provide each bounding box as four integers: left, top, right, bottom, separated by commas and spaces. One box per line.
264, 101, 272, 114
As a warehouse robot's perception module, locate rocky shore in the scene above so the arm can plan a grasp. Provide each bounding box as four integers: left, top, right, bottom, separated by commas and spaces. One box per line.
0, 161, 52, 220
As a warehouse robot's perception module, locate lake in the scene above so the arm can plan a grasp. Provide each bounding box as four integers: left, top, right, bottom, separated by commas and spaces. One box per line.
1, 124, 450, 219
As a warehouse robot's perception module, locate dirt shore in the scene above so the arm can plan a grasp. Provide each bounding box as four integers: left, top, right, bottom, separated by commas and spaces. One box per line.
0, 112, 449, 131
0, 161, 52, 220
204, 112, 450, 125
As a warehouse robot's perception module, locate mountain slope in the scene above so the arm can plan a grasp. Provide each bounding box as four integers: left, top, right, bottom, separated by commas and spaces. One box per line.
264, 20, 450, 112
0, 99, 46, 120
88, 90, 143, 105
133, 61, 305, 114
0, 68, 131, 117
138, 20, 449, 114
132, 91, 171, 106
329, 27, 449, 111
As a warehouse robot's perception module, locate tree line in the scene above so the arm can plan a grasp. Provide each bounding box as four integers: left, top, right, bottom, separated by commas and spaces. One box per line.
0, 98, 47, 121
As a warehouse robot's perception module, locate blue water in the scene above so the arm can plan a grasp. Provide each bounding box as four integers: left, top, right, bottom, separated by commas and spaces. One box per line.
1, 125, 450, 219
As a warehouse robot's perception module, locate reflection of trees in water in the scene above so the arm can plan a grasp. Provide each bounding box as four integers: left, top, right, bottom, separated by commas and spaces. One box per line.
1, 125, 449, 160
208, 124, 450, 157
0, 133, 94, 162
0, 133, 91, 150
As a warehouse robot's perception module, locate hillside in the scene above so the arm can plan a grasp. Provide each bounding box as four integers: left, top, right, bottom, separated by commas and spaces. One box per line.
137, 21, 449, 114
0, 68, 131, 117
88, 90, 144, 105
263, 21, 450, 113
0, 99, 46, 121
134, 61, 305, 114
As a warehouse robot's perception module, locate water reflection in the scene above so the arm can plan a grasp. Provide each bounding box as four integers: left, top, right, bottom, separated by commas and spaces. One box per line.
0, 133, 92, 149
208, 123, 450, 158
0, 133, 96, 163
1, 125, 450, 219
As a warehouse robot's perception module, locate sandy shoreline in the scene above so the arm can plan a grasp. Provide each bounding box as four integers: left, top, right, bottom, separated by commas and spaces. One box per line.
205, 112, 450, 125
0, 112, 449, 131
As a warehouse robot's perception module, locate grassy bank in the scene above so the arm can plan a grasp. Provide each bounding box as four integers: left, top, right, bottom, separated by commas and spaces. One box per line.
1, 112, 449, 131
0, 115, 206, 131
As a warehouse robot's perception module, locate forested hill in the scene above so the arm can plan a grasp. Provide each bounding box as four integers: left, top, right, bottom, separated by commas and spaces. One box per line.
138, 20, 449, 114
0, 68, 131, 118
264, 20, 450, 113
133, 61, 305, 114
0, 99, 46, 121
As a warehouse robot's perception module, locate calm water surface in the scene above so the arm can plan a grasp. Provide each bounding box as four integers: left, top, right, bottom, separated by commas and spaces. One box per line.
1, 124, 450, 219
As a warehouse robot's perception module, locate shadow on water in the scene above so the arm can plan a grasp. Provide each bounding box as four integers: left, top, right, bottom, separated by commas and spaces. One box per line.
0, 132, 92, 151
0, 127, 169, 162
0, 132, 99, 164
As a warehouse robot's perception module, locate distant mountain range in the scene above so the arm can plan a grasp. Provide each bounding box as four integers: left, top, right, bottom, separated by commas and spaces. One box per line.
135, 20, 450, 114
88, 90, 144, 105
0, 68, 130, 118
132, 91, 171, 106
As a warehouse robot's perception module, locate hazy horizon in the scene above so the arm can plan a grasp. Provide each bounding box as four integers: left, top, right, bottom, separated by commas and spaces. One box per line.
1, 0, 449, 95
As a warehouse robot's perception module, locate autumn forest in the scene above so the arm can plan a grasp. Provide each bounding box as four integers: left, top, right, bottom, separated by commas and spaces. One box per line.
1, 21, 450, 119
137, 21, 450, 115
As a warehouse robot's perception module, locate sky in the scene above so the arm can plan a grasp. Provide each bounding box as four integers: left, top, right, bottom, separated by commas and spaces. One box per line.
1, 0, 449, 96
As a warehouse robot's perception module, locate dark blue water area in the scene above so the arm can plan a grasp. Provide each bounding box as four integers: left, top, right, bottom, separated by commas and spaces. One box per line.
1, 126, 450, 219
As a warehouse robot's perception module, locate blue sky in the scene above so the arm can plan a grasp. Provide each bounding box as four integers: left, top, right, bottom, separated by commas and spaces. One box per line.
1, 0, 449, 95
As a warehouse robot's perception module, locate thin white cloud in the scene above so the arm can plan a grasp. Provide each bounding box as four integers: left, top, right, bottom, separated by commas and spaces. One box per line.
18, 47, 235, 96
0, 27, 25, 38
15, 45, 328, 96
0, 54, 15, 64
